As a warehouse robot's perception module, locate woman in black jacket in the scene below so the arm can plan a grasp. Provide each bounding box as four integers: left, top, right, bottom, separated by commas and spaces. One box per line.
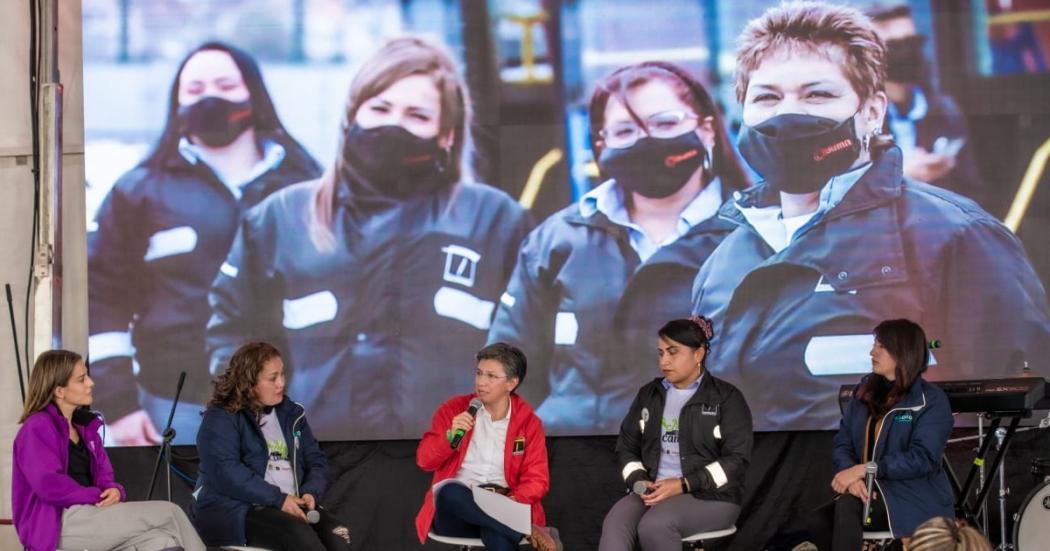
207, 37, 531, 441
88, 41, 321, 445
193, 341, 349, 550
600, 317, 753, 551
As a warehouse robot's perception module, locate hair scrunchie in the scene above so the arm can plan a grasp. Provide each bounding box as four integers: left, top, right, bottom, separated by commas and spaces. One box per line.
688, 315, 714, 341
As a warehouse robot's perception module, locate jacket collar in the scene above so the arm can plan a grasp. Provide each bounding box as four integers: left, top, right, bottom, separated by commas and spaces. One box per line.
893, 377, 929, 412
44, 402, 104, 435
720, 147, 905, 228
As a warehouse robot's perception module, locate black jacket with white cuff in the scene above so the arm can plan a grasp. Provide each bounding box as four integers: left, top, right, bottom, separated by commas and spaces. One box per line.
615, 373, 753, 504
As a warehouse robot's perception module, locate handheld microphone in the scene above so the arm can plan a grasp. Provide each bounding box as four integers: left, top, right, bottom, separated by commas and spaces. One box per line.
450, 398, 483, 450
862, 462, 878, 525
305, 508, 320, 524
632, 480, 653, 496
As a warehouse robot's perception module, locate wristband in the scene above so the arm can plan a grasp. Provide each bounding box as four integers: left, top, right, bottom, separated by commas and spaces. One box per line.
680, 477, 689, 494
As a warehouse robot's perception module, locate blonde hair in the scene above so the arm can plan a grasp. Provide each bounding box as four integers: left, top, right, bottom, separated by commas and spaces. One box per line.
20, 349, 82, 423
311, 36, 473, 250
734, 1, 886, 103
909, 517, 993, 551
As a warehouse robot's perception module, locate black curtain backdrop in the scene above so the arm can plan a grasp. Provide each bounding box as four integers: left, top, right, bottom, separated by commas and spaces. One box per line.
107, 426, 1050, 550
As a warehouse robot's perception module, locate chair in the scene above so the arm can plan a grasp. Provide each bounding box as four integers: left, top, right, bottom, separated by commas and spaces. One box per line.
427, 531, 528, 550
682, 525, 737, 549
862, 530, 895, 551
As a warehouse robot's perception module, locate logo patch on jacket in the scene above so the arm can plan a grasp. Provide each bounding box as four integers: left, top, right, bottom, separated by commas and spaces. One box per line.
442, 244, 481, 287
893, 411, 914, 424
512, 436, 526, 455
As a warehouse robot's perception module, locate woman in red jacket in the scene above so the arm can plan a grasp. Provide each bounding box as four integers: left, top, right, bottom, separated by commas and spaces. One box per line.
415, 343, 558, 551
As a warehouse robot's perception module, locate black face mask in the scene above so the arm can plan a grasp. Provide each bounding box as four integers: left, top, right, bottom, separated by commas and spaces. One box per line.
885, 34, 930, 85
737, 113, 862, 194
178, 96, 253, 147
598, 132, 707, 199
343, 124, 448, 198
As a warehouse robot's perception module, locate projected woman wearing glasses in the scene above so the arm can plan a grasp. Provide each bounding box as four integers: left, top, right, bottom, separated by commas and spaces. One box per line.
88, 42, 321, 445
207, 37, 531, 440
691, 2, 1050, 432
488, 61, 749, 434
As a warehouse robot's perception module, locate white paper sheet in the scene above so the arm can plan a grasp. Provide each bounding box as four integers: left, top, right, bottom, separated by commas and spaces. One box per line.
471, 485, 532, 535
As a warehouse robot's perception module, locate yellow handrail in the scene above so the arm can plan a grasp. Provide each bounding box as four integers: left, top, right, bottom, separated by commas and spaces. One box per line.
1004, 136, 1050, 232
988, 9, 1050, 26
519, 148, 563, 209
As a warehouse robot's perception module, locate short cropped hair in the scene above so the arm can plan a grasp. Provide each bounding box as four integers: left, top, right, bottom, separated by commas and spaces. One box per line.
734, 1, 886, 104
476, 342, 527, 390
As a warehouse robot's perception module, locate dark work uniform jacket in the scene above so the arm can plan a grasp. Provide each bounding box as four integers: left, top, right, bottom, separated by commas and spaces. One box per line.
692, 147, 1050, 431
884, 86, 988, 210
616, 375, 753, 504
207, 179, 531, 440
488, 198, 735, 434
88, 139, 320, 417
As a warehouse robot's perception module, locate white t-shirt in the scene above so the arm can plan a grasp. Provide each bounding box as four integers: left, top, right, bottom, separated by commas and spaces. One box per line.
656, 383, 700, 480
259, 409, 296, 495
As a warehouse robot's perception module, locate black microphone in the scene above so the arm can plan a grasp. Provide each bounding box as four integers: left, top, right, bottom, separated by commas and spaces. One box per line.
862, 462, 878, 525
450, 398, 483, 450
632, 480, 653, 496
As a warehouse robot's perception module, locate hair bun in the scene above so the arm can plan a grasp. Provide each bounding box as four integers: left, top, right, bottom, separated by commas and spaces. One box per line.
688, 315, 714, 340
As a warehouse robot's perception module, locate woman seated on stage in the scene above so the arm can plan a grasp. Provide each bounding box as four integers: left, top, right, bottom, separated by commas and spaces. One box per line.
600, 317, 753, 551
810, 319, 955, 549
192, 342, 350, 550
12, 349, 205, 551
415, 343, 559, 551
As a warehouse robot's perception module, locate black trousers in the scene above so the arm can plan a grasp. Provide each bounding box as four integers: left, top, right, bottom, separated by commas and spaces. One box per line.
245, 505, 351, 551
807, 493, 890, 551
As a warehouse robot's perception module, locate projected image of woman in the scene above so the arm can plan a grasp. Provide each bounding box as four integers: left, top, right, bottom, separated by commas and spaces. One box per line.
691, 1, 1050, 431
600, 317, 752, 551
207, 37, 532, 440
808, 319, 955, 549
488, 61, 750, 433
88, 42, 321, 445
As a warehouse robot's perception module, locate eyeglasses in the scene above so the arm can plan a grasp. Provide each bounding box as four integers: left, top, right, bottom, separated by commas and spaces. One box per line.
474, 369, 508, 381
600, 110, 699, 149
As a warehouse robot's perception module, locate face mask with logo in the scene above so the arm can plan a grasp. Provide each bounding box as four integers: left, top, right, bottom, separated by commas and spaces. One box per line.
178, 96, 253, 148
598, 132, 707, 199
737, 113, 862, 194
885, 34, 930, 85
342, 124, 449, 198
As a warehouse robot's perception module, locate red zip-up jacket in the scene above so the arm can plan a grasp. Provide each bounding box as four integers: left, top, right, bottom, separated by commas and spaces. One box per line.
415, 393, 549, 543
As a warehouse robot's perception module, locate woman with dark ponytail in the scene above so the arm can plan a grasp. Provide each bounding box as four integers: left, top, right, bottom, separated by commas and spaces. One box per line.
600, 317, 753, 551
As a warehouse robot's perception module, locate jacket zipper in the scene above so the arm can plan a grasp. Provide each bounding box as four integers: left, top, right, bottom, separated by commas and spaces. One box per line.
869, 391, 927, 537
291, 402, 306, 497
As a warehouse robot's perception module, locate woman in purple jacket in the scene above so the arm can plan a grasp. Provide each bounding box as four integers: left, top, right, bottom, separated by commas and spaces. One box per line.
12, 349, 205, 551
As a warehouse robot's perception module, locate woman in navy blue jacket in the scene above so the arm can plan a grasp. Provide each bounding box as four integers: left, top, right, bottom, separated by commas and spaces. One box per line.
810, 319, 955, 549
192, 341, 350, 550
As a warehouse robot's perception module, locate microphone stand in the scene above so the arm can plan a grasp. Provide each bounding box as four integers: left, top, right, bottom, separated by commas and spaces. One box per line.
6, 284, 25, 404
146, 371, 185, 502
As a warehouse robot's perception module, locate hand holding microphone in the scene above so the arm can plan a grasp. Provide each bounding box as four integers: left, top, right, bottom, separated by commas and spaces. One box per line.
450, 398, 483, 450
862, 462, 878, 526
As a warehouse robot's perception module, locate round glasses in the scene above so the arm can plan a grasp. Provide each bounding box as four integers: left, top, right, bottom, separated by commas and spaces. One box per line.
599, 110, 699, 149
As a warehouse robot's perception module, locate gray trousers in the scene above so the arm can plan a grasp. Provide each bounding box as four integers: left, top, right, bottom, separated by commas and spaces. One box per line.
599, 493, 740, 551
59, 501, 205, 551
